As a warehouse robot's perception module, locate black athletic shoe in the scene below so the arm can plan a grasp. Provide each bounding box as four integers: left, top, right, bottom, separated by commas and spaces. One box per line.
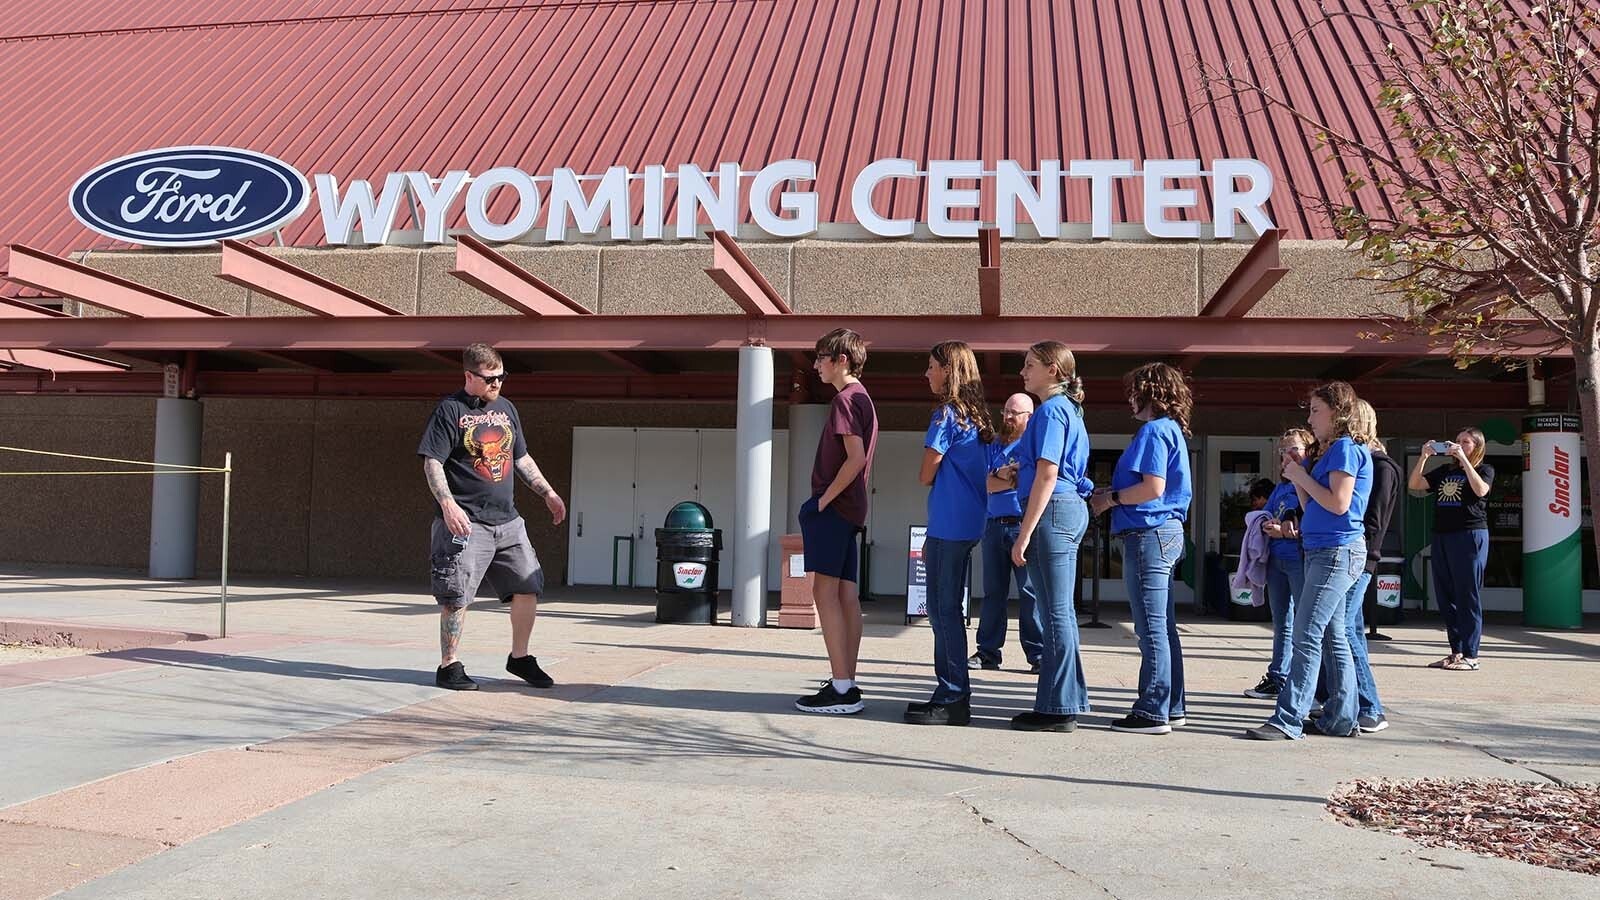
1303, 717, 1360, 737
795, 682, 864, 715
435, 661, 478, 691
1244, 724, 1293, 741
903, 698, 971, 726
1243, 675, 1280, 700
506, 654, 554, 689
1109, 714, 1172, 735
1358, 714, 1390, 734
1011, 711, 1077, 732
967, 653, 1000, 671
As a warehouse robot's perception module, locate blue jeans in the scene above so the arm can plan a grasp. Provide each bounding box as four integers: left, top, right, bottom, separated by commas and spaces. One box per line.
1024, 494, 1091, 715
1121, 520, 1187, 723
1267, 541, 1364, 738
924, 536, 978, 703
1315, 571, 1385, 719
976, 518, 1041, 665
1265, 554, 1304, 684
1433, 529, 1488, 658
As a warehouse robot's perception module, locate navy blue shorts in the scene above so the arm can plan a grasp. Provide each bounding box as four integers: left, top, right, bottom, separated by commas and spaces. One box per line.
798, 496, 859, 583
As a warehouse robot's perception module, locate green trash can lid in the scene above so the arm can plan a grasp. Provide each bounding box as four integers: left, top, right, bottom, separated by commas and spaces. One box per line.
662, 501, 713, 530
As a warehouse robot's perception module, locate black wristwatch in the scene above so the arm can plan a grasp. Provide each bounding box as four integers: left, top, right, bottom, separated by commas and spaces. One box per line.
1110, 490, 1121, 506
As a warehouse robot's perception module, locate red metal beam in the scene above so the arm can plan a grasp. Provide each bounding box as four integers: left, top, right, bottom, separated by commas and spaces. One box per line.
0, 313, 1565, 358
704, 230, 790, 316
0, 297, 69, 318
0, 349, 128, 373
978, 228, 1001, 317
1199, 229, 1288, 318
0, 369, 1556, 411
5, 244, 225, 317
448, 235, 591, 316
218, 240, 401, 316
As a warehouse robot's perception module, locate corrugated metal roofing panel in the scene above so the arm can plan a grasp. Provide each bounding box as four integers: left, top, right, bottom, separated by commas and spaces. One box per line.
0, 0, 1549, 274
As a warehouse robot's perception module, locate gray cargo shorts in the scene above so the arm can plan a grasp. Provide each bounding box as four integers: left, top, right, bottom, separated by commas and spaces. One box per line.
429, 516, 545, 609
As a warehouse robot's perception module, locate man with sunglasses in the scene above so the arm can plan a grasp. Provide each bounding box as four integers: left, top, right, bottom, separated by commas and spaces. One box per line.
418, 342, 566, 690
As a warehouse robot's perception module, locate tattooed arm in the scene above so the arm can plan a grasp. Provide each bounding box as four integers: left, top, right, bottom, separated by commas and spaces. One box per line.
515, 454, 566, 525
424, 458, 471, 536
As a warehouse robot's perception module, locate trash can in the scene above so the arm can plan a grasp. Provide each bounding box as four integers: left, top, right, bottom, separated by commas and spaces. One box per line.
1365, 556, 1405, 627
654, 501, 722, 624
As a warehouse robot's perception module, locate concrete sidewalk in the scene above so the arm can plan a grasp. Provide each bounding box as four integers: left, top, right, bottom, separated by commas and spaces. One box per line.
0, 566, 1596, 899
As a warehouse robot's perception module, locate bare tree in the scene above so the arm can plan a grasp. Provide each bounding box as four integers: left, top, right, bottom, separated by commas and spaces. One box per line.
1198, 0, 1598, 549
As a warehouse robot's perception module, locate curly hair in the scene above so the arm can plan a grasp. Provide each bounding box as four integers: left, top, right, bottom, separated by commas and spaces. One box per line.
1027, 341, 1085, 405
1123, 362, 1193, 436
1306, 381, 1368, 461
929, 341, 995, 444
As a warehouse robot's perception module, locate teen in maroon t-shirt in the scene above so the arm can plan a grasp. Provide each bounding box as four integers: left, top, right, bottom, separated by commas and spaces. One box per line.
795, 328, 878, 715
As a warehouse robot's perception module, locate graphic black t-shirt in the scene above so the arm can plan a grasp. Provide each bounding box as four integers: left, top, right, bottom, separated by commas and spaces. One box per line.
417, 390, 527, 525
1425, 462, 1495, 532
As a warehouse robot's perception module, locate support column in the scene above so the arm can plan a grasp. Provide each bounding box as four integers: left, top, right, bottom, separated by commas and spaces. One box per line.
149, 398, 203, 579
732, 343, 774, 626
786, 403, 828, 525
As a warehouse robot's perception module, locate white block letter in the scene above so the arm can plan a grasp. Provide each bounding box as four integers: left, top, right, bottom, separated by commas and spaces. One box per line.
677, 163, 741, 240
996, 159, 1061, 239
1142, 159, 1202, 239
927, 160, 983, 238
750, 159, 818, 239
316, 172, 408, 245
643, 165, 666, 240
546, 166, 631, 242
405, 171, 469, 244
1068, 160, 1135, 239
464, 167, 541, 242
850, 158, 917, 237
1212, 158, 1276, 239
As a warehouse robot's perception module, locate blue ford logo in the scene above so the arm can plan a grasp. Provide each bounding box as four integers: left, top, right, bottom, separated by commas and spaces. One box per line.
69, 146, 310, 247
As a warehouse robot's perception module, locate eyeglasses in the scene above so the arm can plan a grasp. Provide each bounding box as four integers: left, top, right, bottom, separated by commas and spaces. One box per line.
815, 353, 836, 362
469, 370, 507, 385
1002, 410, 1027, 418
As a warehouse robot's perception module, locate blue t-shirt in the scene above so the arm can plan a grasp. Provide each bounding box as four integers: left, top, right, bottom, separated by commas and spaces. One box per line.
925, 405, 989, 541
1109, 416, 1192, 533
1015, 394, 1091, 502
1299, 437, 1373, 550
986, 440, 1024, 518
1264, 480, 1302, 561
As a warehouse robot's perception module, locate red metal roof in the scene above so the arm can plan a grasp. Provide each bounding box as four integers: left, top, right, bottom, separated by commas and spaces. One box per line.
0, 0, 1435, 269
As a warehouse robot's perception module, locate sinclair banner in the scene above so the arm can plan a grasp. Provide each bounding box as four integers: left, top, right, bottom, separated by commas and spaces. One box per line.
1522, 413, 1583, 628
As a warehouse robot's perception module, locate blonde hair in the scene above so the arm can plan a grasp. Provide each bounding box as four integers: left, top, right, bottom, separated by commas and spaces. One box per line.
1027, 341, 1084, 404
1352, 400, 1385, 453
1457, 426, 1487, 466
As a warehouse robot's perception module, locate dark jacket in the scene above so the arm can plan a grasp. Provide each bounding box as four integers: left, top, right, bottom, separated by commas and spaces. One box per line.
1364, 448, 1402, 573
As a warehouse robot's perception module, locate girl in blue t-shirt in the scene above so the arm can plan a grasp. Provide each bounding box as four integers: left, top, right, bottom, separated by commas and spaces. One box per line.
1244, 427, 1313, 702
1008, 340, 1094, 733
1090, 363, 1193, 734
904, 340, 994, 727
1247, 382, 1373, 742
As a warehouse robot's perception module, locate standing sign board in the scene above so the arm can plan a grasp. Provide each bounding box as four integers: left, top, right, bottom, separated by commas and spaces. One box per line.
1522, 413, 1583, 628
905, 525, 970, 623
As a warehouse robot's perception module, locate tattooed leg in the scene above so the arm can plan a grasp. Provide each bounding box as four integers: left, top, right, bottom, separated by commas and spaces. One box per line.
440, 606, 467, 666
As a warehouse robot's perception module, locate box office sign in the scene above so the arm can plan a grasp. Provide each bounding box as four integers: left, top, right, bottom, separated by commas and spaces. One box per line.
73, 150, 1275, 248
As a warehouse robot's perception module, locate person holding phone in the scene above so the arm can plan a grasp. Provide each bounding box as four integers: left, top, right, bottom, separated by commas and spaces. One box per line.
1244, 427, 1313, 701
1408, 427, 1494, 671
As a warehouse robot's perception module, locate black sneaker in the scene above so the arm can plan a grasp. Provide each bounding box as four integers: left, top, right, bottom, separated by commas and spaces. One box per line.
1168, 716, 1187, 728
506, 654, 554, 689
435, 661, 478, 691
1244, 724, 1293, 741
1109, 714, 1172, 735
1303, 717, 1360, 737
903, 698, 970, 726
967, 652, 1000, 671
1243, 675, 1280, 700
1027, 661, 1041, 674
1358, 714, 1389, 734
795, 682, 864, 715
1011, 711, 1077, 732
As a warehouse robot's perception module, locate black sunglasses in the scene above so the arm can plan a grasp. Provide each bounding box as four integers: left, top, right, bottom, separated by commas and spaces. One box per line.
469, 370, 507, 385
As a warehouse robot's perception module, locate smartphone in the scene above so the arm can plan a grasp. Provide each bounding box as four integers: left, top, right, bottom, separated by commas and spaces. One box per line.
1429, 440, 1453, 453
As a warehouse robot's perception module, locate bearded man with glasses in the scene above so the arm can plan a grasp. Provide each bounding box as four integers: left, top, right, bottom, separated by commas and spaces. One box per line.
417, 342, 567, 691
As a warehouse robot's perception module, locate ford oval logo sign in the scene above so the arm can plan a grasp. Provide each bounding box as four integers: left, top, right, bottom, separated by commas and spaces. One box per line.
69, 146, 310, 247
